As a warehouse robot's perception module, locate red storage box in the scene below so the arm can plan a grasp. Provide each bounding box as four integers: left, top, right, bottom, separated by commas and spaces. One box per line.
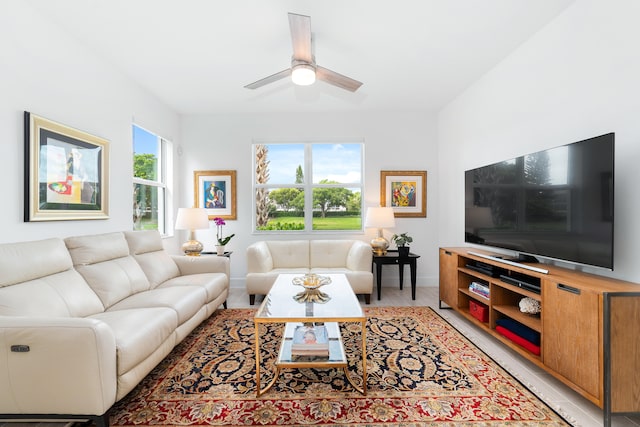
469, 300, 489, 322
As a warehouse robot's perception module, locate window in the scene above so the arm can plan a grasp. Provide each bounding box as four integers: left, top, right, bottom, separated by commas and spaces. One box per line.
132, 125, 172, 235
253, 142, 363, 232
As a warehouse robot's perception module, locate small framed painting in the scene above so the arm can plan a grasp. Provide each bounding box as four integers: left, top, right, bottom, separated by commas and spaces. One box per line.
24, 112, 109, 221
380, 170, 427, 218
194, 170, 237, 220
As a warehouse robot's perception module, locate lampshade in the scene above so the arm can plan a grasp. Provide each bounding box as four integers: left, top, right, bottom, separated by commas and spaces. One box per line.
175, 208, 209, 256
364, 207, 396, 255
175, 208, 209, 231
291, 63, 316, 86
364, 207, 396, 229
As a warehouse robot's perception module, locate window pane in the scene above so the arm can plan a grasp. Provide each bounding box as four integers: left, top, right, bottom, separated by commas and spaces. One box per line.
257, 143, 305, 184
312, 144, 361, 184
133, 183, 163, 231
133, 125, 160, 181
253, 142, 363, 232
255, 188, 305, 230
312, 187, 361, 230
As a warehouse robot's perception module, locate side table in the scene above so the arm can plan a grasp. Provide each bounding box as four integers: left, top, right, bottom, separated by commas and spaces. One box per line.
371, 250, 420, 300
201, 251, 233, 257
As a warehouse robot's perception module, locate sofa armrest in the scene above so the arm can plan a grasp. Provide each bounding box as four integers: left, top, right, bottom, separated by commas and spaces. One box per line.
246, 241, 274, 273
172, 255, 230, 277
0, 316, 117, 415
346, 240, 373, 272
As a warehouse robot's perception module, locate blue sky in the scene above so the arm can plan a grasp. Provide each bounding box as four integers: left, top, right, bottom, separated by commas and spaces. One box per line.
133, 125, 158, 155
265, 143, 361, 184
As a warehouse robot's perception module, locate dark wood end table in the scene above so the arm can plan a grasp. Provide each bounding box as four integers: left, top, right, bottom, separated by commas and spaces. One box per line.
371, 250, 421, 300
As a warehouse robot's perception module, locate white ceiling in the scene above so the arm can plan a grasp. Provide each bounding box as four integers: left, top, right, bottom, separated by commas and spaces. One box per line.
28, 0, 574, 115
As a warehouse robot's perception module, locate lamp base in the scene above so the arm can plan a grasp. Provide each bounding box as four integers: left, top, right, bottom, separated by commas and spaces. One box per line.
370, 237, 389, 256
182, 239, 204, 256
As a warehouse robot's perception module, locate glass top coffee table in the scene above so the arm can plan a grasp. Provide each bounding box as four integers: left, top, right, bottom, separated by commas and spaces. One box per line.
254, 273, 367, 396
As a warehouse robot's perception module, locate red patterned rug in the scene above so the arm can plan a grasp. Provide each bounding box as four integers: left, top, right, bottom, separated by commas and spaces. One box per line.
110, 307, 569, 426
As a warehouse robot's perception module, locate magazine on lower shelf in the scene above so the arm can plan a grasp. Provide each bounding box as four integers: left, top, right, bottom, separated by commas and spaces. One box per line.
469, 281, 490, 298
291, 325, 329, 356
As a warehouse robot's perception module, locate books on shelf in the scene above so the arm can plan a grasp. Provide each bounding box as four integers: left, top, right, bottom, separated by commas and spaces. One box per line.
469, 281, 490, 299
291, 325, 329, 357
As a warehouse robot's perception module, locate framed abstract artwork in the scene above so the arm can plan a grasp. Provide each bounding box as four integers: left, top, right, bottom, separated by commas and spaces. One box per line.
380, 170, 427, 218
24, 112, 109, 221
194, 170, 237, 220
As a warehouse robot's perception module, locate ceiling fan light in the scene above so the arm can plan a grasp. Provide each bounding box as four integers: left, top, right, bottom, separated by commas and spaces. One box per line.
291, 64, 316, 86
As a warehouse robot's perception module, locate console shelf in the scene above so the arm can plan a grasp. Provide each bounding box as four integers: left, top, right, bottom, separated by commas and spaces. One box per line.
458, 287, 489, 304
492, 305, 540, 332
440, 247, 640, 427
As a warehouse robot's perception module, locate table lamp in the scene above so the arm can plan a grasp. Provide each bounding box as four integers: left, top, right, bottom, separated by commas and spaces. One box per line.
364, 207, 396, 255
175, 207, 210, 256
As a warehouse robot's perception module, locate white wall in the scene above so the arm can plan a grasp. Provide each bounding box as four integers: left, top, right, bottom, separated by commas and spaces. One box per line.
437, 0, 640, 283
179, 111, 440, 288
0, 3, 180, 244
0, 2, 441, 294
11, 0, 634, 291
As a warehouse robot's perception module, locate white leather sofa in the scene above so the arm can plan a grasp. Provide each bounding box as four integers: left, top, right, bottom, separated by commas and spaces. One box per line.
246, 240, 373, 304
0, 230, 229, 427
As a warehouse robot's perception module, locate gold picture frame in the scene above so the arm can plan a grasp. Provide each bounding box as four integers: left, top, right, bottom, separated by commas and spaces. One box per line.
194, 170, 237, 220
380, 170, 427, 218
24, 112, 109, 221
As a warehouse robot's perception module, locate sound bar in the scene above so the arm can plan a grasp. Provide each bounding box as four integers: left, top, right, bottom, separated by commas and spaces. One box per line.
499, 274, 541, 294
465, 263, 497, 277
468, 251, 549, 274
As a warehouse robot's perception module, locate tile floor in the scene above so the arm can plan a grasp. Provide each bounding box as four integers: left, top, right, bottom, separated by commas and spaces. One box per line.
3, 285, 637, 427
229, 284, 640, 427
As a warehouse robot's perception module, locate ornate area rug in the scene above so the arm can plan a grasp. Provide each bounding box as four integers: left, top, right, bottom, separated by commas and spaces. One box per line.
110, 307, 569, 426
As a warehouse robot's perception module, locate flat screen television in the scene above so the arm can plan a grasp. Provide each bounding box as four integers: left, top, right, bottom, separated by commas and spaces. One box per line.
465, 133, 614, 270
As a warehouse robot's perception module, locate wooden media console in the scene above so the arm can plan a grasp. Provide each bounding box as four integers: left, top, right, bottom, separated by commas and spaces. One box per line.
439, 247, 640, 427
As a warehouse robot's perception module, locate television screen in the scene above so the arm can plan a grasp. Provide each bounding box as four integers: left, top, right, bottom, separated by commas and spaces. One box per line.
465, 133, 614, 269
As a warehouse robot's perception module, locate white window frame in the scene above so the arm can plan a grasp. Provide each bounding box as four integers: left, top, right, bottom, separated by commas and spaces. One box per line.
252, 141, 364, 233
132, 125, 173, 236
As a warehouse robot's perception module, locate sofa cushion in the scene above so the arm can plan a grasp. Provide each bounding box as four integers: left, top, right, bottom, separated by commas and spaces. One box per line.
66, 232, 131, 265
0, 238, 72, 287
272, 267, 310, 275
0, 238, 104, 317
0, 270, 105, 317
66, 233, 151, 308
310, 240, 354, 268
107, 286, 207, 326
158, 273, 228, 304
124, 230, 180, 288
266, 241, 310, 268
90, 307, 177, 375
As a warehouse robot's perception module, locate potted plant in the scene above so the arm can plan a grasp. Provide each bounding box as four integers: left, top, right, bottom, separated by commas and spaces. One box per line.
391, 232, 413, 257
214, 217, 235, 255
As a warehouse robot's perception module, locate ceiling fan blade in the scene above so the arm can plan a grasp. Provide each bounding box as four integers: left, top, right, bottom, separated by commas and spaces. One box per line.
288, 13, 312, 63
316, 66, 363, 92
244, 68, 291, 90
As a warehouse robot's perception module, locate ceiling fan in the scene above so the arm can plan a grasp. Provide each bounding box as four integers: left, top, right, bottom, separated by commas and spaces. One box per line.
244, 12, 363, 92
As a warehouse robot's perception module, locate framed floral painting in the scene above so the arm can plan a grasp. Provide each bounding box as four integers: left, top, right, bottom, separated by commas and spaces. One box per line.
380, 170, 427, 218
24, 112, 109, 221
194, 170, 237, 220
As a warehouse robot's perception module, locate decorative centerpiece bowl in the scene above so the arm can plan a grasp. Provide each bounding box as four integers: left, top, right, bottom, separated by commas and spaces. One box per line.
292, 274, 331, 303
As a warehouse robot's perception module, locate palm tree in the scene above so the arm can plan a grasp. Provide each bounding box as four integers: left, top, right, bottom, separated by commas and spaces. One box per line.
255, 144, 271, 227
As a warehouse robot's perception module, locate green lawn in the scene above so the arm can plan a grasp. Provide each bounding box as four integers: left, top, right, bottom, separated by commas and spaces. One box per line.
135, 219, 159, 230
270, 216, 362, 230
137, 216, 362, 232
